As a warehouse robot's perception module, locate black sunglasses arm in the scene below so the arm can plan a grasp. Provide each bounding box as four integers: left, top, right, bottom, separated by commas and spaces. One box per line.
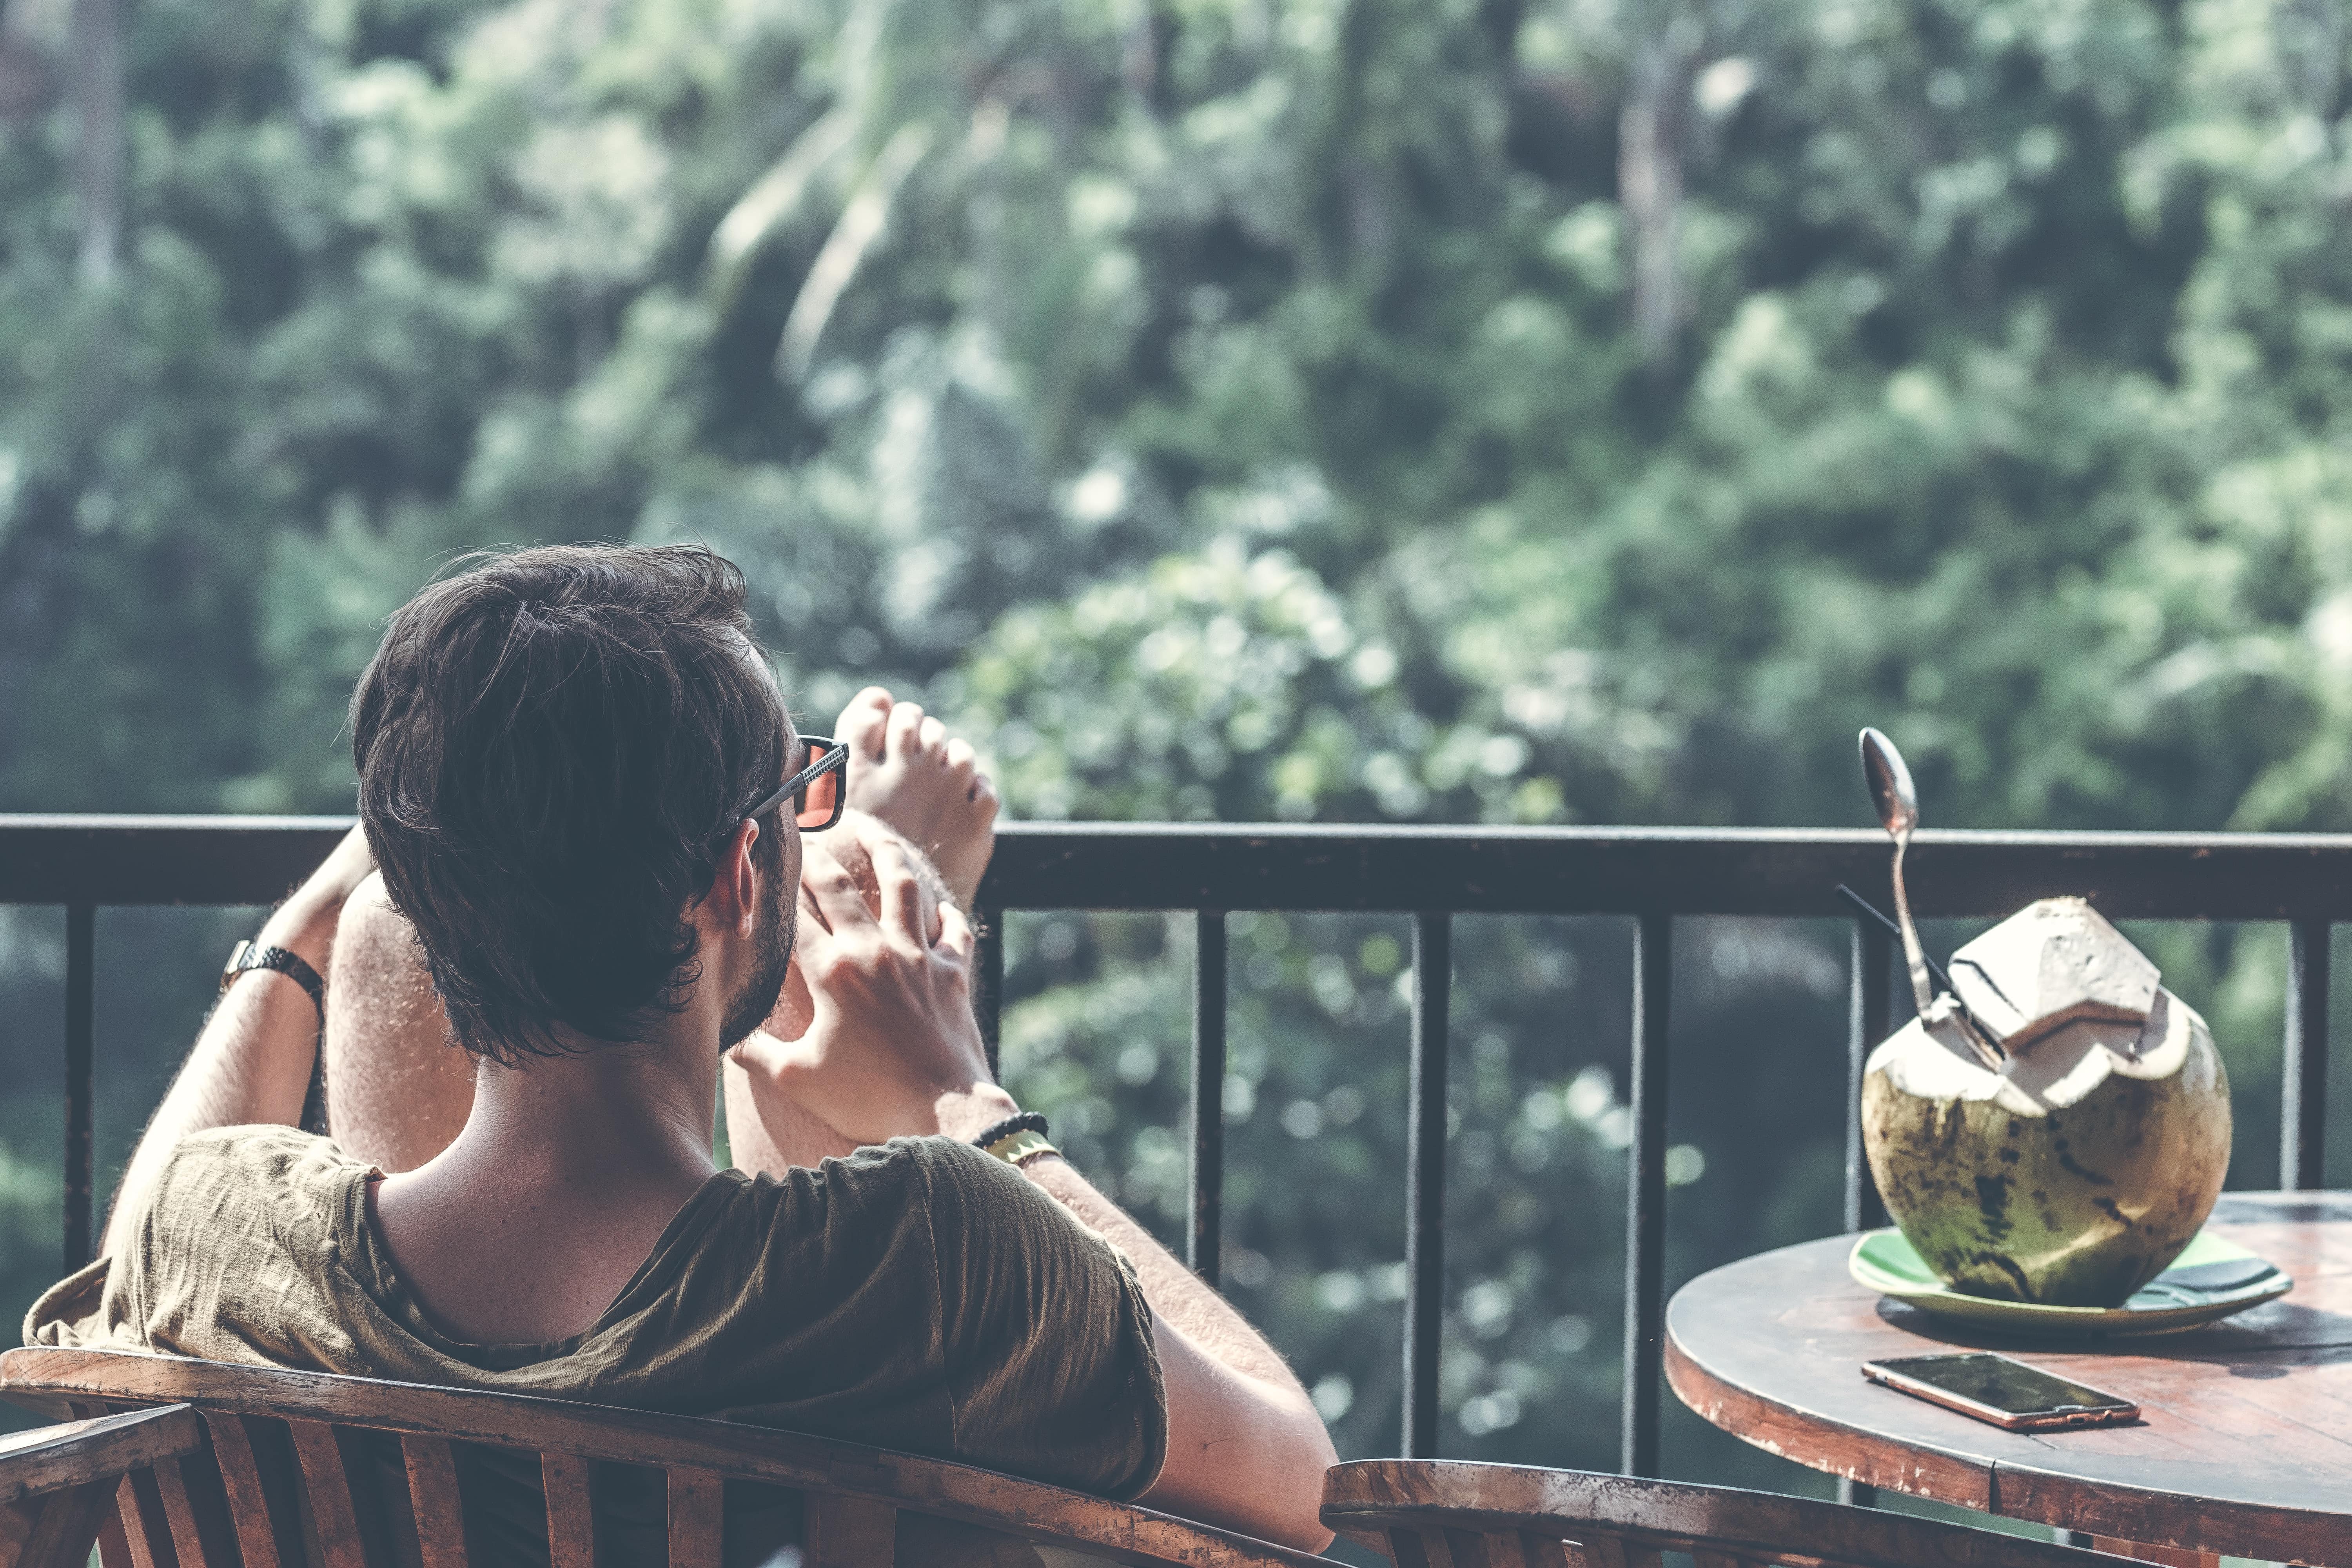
745, 739, 846, 825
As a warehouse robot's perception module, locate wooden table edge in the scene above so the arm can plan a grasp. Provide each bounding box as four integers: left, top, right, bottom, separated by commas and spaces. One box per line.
1662, 1320, 1998, 1512
1664, 1252, 2352, 1564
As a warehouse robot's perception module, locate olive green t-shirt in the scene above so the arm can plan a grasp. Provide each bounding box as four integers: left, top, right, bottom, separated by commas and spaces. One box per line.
27, 1127, 1165, 1566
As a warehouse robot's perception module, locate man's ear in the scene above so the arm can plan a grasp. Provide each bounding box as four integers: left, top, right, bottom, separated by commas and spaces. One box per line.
708, 817, 762, 938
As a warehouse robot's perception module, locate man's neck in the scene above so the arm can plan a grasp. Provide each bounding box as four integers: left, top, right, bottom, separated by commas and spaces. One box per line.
457, 1024, 722, 1193
369, 1018, 726, 1345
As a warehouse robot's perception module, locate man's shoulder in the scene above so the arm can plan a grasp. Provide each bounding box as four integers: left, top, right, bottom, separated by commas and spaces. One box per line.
128, 1125, 368, 1256
160, 1123, 369, 1192
719, 1136, 1049, 1255
737, 1134, 1018, 1199
174, 1122, 354, 1161
28, 1126, 373, 1357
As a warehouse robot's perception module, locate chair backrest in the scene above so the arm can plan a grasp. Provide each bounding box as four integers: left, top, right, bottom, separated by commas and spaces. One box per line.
0, 1402, 206, 1568
2, 1346, 1336, 1568
1321, 1459, 2119, 1568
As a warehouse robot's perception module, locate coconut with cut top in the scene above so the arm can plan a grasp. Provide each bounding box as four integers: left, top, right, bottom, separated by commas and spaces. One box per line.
1861, 897, 2231, 1306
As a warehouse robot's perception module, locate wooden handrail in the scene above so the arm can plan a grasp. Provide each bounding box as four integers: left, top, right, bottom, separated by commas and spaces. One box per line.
1322, 1459, 2120, 1568
0, 1403, 201, 1505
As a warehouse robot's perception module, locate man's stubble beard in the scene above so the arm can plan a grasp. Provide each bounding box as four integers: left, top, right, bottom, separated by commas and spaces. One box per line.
718, 861, 795, 1051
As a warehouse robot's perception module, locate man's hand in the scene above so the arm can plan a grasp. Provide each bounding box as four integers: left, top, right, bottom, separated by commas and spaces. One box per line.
261, 822, 377, 976
731, 830, 1011, 1147
756, 813, 946, 1043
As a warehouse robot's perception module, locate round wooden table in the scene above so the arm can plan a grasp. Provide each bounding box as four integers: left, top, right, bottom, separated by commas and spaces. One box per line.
1666, 1191, 2352, 1564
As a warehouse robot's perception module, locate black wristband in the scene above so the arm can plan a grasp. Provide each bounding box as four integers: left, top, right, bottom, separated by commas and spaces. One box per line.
221, 940, 326, 1027
971, 1111, 1049, 1149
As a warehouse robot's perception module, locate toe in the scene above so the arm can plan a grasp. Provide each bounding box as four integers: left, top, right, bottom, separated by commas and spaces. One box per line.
886, 700, 927, 759
838, 687, 893, 759
944, 738, 976, 778
919, 715, 946, 756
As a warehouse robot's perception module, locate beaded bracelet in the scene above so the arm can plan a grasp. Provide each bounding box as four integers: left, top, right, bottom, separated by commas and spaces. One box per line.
971, 1111, 1050, 1149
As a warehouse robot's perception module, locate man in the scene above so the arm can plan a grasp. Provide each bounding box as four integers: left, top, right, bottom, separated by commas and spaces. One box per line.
27, 544, 1336, 1559
319, 680, 999, 1179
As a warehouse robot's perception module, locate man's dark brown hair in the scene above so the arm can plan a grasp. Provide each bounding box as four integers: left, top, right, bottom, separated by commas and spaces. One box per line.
350, 544, 789, 1064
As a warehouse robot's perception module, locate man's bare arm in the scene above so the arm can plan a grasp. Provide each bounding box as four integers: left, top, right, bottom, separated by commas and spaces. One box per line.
730, 835, 1337, 1550
103, 827, 374, 1257
1016, 1156, 1337, 1550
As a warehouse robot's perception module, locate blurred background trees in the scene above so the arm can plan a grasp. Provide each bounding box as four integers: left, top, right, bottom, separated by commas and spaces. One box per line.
5, 0, 2352, 1499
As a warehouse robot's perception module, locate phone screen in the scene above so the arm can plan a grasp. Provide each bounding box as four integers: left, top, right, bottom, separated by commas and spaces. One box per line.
1867, 1353, 2131, 1416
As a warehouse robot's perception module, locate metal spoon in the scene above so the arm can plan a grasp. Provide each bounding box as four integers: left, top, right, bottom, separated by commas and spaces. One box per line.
1858, 727, 1951, 1024
1833, 882, 2003, 1051
1858, 729, 2005, 1067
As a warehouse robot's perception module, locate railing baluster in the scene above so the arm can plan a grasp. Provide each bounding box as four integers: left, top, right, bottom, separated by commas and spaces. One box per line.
65, 902, 95, 1271
1403, 911, 1451, 1459
1189, 909, 1227, 1285
1844, 919, 1891, 1234
1841, 917, 1891, 1509
2283, 920, 2331, 1191
1622, 913, 1671, 1478
975, 908, 1004, 1076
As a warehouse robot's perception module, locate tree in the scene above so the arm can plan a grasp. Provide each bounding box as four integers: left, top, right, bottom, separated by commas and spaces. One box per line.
3, 0, 2351, 1485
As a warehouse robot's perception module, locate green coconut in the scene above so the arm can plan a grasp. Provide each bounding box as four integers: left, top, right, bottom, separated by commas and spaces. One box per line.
1862, 984, 2231, 1307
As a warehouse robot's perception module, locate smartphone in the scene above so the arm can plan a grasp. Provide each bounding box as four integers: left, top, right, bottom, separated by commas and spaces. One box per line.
1861, 1352, 2140, 1432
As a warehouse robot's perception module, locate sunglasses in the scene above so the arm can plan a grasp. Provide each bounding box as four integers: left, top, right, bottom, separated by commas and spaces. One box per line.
744, 735, 848, 834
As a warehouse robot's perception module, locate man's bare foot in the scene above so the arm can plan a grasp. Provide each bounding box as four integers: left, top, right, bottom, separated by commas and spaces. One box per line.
835, 686, 998, 909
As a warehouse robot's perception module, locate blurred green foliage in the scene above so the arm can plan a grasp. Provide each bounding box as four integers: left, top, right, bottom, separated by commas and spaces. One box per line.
4, 0, 2352, 1493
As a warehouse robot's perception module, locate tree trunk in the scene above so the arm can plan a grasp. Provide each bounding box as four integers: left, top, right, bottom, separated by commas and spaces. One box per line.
71, 0, 122, 287
0, 0, 58, 123
1619, 41, 1690, 368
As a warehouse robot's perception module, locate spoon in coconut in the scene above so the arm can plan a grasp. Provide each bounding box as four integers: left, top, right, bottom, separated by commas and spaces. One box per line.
1833, 884, 2004, 1052
1858, 727, 2004, 1067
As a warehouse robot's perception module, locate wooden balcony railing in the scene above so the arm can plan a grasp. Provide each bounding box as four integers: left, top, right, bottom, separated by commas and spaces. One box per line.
0, 816, 2341, 1482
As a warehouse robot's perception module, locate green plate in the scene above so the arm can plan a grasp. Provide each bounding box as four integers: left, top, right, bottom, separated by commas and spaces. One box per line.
1848, 1227, 2292, 1338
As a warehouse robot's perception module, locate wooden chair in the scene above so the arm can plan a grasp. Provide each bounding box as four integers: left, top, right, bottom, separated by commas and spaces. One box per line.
0, 1402, 207, 1566
2, 1345, 1339, 1568
1321, 1459, 2123, 1568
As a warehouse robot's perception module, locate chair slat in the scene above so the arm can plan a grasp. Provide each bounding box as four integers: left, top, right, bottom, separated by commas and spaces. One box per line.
0, 1492, 38, 1561
666, 1466, 724, 1568
153, 1455, 218, 1566
1480, 1530, 1531, 1568
401, 1435, 468, 1568
200, 1412, 284, 1568
97, 1505, 135, 1568
807, 1490, 897, 1568
286, 1420, 368, 1568
1518, 1534, 1571, 1568
1438, 1528, 1500, 1568
541, 1450, 595, 1568
114, 1472, 168, 1568
1389, 1528, 1452, 1568
1559, 1540, 1630, 1568
65, 1396, 147, 1568
13, 1478, 120, 1568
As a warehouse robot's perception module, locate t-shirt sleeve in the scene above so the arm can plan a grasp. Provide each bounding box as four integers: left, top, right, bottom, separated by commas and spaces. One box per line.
915, 1140, 1168, 1499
